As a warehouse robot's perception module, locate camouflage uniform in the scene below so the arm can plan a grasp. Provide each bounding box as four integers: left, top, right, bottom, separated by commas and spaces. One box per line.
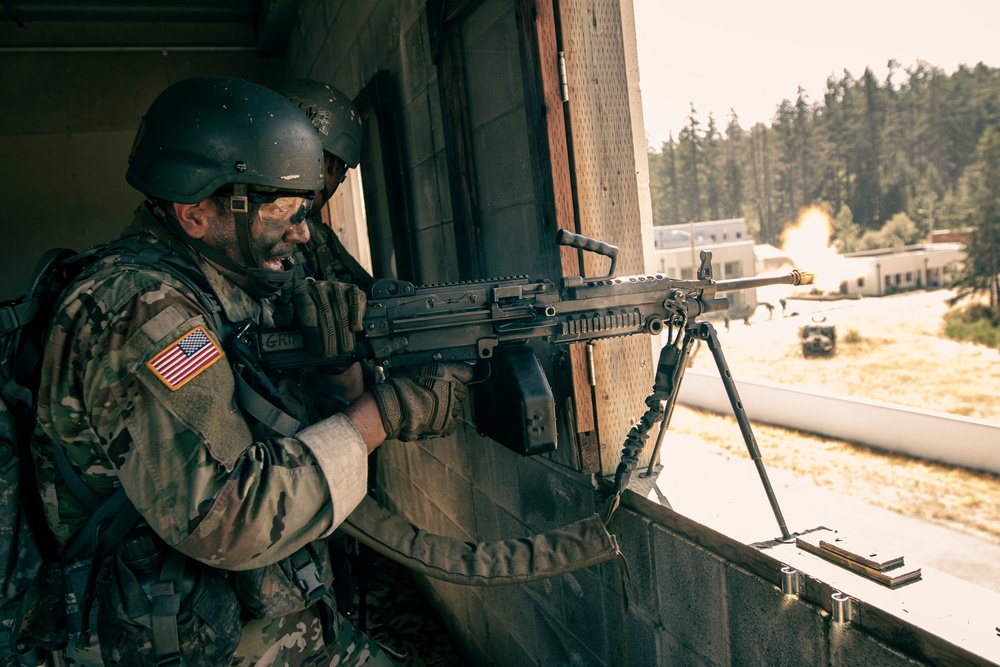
35, 204, 394, 666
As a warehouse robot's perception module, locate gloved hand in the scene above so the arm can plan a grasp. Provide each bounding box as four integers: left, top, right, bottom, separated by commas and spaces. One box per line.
292, 279, 366, 359
369, 363, 475, 441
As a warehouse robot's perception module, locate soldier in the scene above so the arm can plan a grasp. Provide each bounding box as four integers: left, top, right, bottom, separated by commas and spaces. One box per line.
273, 78, 378, 635
35, 76, 471, 666
274, 78, 374, 408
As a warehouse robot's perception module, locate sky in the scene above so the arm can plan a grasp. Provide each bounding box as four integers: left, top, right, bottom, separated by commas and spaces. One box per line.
632, 0, 1000, 149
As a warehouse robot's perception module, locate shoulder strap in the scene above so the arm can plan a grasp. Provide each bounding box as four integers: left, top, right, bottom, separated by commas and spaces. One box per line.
109, 236, 227, 336
109, 237, 303, 436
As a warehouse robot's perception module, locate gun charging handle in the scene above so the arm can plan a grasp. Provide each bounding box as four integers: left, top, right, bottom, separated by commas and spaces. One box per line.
557, 230, 619, 285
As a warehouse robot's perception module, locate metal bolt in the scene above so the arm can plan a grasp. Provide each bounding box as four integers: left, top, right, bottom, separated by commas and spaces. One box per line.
831, 592, 853, 623
780, 566, 801, 597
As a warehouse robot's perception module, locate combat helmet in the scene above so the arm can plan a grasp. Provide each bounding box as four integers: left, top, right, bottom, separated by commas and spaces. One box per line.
276, 79, 363, 168
127, 76, 324, 203
126, 76, 324, 295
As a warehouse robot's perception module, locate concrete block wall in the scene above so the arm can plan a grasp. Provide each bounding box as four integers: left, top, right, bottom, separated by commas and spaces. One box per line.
607, 505, 930, 667
287, 0, 460, 285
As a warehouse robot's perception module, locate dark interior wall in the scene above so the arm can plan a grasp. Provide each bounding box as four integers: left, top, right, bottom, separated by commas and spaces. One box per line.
0, 21, 283, 299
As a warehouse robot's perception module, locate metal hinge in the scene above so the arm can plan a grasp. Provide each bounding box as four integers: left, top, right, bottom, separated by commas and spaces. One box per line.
559, 51, 569, 102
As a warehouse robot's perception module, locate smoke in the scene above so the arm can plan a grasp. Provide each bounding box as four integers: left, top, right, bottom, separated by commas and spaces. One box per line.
779, 206, 861, 293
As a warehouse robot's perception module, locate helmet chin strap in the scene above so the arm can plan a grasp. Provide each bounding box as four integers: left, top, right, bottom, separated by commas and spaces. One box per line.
226, 184, 294, 297
151, 193, 293, 299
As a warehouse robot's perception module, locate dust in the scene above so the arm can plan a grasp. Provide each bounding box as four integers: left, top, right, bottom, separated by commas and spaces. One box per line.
670, 289, 1000, 546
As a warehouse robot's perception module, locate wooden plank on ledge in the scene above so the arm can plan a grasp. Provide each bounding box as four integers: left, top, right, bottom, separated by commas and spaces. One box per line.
797, 530, 922, 588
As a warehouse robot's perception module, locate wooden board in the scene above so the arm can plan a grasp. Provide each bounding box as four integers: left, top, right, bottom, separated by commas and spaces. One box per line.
796, 530, 922, 588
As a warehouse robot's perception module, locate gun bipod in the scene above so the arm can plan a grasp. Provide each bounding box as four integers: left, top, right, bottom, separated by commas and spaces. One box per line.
610, 319, 792, 541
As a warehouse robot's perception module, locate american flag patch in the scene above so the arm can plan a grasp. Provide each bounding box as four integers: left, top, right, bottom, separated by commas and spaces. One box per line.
146, 326, 223, 391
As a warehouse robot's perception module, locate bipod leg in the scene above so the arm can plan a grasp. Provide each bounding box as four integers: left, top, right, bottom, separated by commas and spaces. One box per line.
695, 321, 791, 540
643, 330, 698, 478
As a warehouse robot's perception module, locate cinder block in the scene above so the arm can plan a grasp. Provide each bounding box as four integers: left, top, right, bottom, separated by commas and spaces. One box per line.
459, 3, 522, 128
487, 442, 524, 517
562, 568, 609, 662
433, 155, 453, 222
402, 92, 434, 166
407, 159, 442, 232
436, 504, 475, 543
495, 507, 531, 542
534, 607, 607, 667
472, 489, 500, 542
651, 526, 730, 665
413, 224, 458, 283
420, 427, 471, 481
483, 585, 537, 650
397, 18, 428, 106
830, 621, 927, 666
366, 0, 402, 58
409, 445, 475, 529
727, 565, 828, 667
476, 115, 533, 209
659, 631, 716, 667
299, 14, 330, 69
479, 206, 545, 277
618, 607, 661, 667
606, 509, 656, 613
321, 0, 340, 30
518, 458, 597, 531
525, 573, 563, 620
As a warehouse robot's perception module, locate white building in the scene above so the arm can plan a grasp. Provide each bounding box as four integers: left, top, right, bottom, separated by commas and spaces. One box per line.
841, 243, 965, 296
653, 219, 757, 317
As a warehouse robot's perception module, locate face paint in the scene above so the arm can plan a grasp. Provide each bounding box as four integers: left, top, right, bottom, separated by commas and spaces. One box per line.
251, 196, 312, 272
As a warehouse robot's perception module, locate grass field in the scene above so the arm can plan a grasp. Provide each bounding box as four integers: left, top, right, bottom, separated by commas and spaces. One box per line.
667, 289, 1000, 546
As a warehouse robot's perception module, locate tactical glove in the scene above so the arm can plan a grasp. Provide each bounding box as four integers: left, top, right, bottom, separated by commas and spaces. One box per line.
370, 363, 475, 441
292, 279, 366, 359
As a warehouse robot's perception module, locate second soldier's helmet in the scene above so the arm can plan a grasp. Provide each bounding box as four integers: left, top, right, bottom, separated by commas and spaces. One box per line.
276, 79, 363, 168
126, 76, 324, 203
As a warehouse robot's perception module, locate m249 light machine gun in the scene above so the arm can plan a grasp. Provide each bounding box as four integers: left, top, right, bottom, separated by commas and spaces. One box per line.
263, 232, 812, 536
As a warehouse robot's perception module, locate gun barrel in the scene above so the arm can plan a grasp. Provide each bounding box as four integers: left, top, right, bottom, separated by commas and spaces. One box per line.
715, 269, 813, 293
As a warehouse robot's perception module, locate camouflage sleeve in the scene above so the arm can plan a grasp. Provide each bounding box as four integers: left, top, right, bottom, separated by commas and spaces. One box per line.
40, 268, 368, 570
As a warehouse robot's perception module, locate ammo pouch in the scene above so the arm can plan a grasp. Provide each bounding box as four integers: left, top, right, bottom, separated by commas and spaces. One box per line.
94, 525, 241, 667
230, 544, 334, 619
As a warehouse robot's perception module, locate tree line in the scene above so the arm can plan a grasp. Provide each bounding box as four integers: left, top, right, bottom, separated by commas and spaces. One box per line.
647, 61, 1000, 257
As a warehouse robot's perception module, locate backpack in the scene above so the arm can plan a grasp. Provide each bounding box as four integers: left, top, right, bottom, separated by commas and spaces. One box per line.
0, 248, 92, 665
0, 239, 320, 665
0, 242, 228, 664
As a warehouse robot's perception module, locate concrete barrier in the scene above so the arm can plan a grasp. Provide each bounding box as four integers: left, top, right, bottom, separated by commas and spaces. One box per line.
677, 369, 1000, 474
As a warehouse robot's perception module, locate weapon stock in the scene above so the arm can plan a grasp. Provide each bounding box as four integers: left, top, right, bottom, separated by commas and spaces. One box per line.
262, 236, 812, 456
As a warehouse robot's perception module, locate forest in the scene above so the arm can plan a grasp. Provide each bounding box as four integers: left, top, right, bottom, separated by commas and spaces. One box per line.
646, 61, 1000, 257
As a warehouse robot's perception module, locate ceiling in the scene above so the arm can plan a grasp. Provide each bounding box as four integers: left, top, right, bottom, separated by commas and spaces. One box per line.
0, 0, 302, 55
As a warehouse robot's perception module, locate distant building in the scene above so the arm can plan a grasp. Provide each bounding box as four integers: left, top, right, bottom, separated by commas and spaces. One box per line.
753, 243, 794, 275
653, 219, 757, 317
841, 243, 965, 296
930, 228, 974, 245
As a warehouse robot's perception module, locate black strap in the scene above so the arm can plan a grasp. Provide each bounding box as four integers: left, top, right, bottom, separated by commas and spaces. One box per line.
50, 436, 104, 514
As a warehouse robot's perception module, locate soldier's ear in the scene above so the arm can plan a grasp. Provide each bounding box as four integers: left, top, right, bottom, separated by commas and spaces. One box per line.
173, 200, 215, 240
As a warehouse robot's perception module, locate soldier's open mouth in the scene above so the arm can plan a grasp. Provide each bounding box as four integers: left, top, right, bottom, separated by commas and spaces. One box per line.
262, 256, 290, 271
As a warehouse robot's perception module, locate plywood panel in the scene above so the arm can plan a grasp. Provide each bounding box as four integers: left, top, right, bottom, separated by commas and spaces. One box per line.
559, 0, 656, 475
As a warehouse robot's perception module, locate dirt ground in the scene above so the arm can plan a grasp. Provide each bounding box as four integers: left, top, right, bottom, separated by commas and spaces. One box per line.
666, 288, 1000, 547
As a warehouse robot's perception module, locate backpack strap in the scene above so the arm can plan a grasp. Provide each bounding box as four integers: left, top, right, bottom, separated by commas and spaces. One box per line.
111, 237, 303, 437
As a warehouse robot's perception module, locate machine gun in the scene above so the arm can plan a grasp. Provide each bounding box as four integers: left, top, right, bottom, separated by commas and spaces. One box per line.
263, 230, 810, 514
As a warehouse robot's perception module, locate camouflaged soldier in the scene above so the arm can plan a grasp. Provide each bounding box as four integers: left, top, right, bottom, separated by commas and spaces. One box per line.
274, 78, 374, 625
34, 76, 472, 666
274, 78, 374, 411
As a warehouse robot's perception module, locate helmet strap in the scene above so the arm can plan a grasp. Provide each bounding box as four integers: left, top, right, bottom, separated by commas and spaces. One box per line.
151, 196, 293, 299
231, 183, 265, 270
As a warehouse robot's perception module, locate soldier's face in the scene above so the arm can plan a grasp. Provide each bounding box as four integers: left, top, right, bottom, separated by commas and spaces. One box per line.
208, 193, 312, 271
